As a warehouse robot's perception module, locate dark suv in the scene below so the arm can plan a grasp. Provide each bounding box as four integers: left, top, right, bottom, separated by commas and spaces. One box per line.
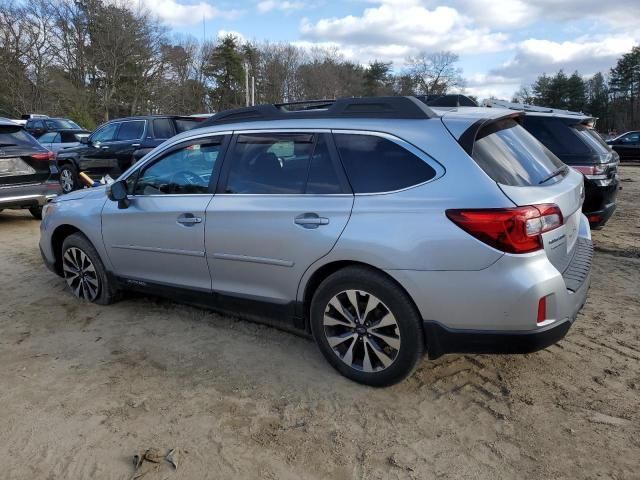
55, 115, 204, 193
25, 117, 83, 138
0, 119, 58, 219
483, 101, 619, 228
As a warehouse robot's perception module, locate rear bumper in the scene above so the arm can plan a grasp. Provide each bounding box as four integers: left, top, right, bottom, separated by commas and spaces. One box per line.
423, 318, 573, 359
0, 182, 60, 209
583, 177, 618, 227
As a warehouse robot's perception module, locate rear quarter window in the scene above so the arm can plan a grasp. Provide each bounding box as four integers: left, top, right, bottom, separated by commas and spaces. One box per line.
334, 133, 436, 193
472, 119, 566, 186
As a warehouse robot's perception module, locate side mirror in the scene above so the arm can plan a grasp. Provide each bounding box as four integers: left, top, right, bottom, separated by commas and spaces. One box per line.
107, 180, 129, 209
80, 136, 89, 145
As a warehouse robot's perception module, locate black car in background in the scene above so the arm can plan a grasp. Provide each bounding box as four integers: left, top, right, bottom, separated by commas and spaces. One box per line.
607, 131, 640, 161
0, 119, 59, 219
483, 100, 619, 229
25, 117, 83, 138
55, 115, 205, 193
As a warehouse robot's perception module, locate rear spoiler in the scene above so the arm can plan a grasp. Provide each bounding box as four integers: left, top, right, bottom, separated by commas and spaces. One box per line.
457, 112, 523, 156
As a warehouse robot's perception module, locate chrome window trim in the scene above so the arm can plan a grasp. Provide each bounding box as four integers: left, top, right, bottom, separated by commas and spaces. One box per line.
331, 129, 445, 196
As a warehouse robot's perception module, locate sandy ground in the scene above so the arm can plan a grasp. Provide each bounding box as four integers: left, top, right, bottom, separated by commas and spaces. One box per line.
0, 168, 638, 480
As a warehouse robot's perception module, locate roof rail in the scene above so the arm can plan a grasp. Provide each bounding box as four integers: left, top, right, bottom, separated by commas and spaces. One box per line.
199, 96, 436, 127
482, 99, 589, 117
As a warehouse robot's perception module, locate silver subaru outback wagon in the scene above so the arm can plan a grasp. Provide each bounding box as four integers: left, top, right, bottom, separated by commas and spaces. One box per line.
39, 97, 592, 386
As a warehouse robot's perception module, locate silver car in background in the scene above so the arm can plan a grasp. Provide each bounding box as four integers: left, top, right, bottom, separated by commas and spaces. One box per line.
39, 97, 592, 386
38, 130, 91, 154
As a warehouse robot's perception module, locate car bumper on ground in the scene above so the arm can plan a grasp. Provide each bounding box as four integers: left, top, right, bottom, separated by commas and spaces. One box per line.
0, 182, 60, 209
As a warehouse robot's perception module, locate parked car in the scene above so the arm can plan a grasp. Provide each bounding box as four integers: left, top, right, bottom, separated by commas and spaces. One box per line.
55, 115, 206, 193
38, 130, 91, 153
484, 100, 619, 228
0, 118, 58, 219
40, 97, 592, 386
25, 117, 82, 138
607, 131, 640, 162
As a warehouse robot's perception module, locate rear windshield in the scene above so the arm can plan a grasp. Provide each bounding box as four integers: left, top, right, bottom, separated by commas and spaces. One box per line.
0, 126, 40, 149
45, 119, 81, 130
573, 126, 611, 155
472, 119, 566, 186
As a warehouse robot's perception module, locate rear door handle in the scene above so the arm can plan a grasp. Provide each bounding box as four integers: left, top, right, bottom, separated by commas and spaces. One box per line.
295, 213, 329, 229
177, 213, 202, 226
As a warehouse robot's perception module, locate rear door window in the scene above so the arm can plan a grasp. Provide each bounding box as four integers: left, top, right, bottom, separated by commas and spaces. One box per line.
38, 132, 58, 144
225, 133, 315, 194
472, 119, 566, 186
153, 118, 174, 139
116, 121, 145, 141
333, 133, 436, 193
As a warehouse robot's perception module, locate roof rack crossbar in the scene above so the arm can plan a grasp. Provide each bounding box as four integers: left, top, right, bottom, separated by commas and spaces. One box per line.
200, 96, 436, 127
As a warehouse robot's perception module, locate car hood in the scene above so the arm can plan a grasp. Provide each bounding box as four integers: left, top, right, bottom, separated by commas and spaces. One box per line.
52, 185, 107, 203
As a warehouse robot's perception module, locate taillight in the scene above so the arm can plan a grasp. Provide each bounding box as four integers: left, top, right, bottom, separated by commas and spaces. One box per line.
446, 204, 563, 254
571, 164, 613, 180
31, 151, 55, 161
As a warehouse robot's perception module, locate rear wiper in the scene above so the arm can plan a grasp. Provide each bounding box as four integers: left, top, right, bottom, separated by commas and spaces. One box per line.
538, 165, 568, 185
0, 143, 17, 147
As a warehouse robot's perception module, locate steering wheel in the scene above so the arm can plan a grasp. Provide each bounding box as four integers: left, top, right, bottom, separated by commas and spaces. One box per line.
170, 170, 205, 186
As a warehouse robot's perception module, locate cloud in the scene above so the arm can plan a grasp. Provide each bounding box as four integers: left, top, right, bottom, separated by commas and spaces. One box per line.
299, 3, 509, 64
217, 29, 247, 44
453, 0, 640, 29
491, 35, 638, 86
257, 0, 304, 14
139, 0, 243, 26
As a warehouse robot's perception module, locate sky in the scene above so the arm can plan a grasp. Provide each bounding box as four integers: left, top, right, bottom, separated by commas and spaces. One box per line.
137, 0, 640, 100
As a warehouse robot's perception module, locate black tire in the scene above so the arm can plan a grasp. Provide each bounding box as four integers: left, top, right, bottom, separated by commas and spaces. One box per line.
61, 233, 119, 305
29, 206, 42, 220
310, 266, 424, 387
59, 163, 80, 193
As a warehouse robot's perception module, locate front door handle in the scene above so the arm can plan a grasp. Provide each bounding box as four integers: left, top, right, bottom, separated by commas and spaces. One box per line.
177, 213, 202, 226
295, 213, 329, 229
100, 145, 110, 150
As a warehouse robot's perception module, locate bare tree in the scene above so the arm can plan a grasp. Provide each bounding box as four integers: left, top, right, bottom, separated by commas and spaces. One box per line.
405, 51, 463, 95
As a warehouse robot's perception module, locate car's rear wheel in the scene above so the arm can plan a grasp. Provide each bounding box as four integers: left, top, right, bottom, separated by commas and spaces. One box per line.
59, 164, 79, 193
61, 233, 118, 305
29, 206, 42, 220
310, 266, 424, 386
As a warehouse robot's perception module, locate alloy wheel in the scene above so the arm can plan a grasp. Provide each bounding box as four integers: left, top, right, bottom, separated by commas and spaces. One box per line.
323, 290, 401, 373
60, 168, 74, 192
62, 247, 100, 301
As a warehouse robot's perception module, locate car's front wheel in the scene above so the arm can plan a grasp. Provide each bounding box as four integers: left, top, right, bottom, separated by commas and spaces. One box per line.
59, 164, 80, 193
310, 266, 424, 387
61, 233, 118, 305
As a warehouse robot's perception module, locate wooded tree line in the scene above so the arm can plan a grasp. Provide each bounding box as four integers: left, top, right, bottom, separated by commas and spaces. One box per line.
0, 0, 463, 129
513, 46, 640, 132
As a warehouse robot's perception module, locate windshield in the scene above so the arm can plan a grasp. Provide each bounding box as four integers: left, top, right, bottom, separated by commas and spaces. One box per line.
472, 119, 566, 186
175, 118, 203, 133
45, 119, 81, 130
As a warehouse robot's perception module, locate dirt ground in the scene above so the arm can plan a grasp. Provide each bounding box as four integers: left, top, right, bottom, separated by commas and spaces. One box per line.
0, 168, 638, 480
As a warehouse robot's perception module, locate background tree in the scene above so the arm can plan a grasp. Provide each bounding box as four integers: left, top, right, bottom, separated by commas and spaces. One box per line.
405, 51, 464, 95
